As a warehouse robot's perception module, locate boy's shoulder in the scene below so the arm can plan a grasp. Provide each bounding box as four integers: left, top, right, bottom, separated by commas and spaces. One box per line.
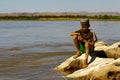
90, 29, 96, 33
75, 29, 93, 32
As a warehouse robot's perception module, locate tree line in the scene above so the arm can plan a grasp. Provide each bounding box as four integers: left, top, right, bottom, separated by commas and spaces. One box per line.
0, 15, 120, 20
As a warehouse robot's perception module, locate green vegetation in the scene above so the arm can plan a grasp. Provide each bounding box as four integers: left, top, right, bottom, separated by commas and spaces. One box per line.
0, 15, 120, 21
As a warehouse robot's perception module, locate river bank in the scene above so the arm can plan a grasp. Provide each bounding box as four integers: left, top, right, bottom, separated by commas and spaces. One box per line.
0, 12, 120, 21
0, 18, 120, 21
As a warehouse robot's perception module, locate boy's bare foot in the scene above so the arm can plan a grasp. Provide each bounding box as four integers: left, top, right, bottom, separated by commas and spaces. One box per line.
73, 51, 82, 59
81, 63, 88, 68
82, 59, 88, 68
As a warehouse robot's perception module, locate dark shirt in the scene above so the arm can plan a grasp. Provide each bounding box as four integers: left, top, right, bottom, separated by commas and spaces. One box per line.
75, 29, 97, 42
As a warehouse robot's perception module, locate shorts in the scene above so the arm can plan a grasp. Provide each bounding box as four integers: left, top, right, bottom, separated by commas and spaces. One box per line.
79, 42, 94, 53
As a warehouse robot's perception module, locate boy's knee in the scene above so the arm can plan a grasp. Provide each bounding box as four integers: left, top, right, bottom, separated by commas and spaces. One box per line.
85, 42, 90, 47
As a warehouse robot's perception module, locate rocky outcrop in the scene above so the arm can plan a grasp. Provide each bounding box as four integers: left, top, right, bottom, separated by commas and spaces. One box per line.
66, 58, 120, 80
55, 41, 120, 80
95, 41, 120, 58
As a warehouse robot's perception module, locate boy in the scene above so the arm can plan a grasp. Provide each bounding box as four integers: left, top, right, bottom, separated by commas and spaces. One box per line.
70, 18, 97, 68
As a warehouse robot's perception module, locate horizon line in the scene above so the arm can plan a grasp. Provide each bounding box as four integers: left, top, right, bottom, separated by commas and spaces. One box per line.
0, 11, 120, 14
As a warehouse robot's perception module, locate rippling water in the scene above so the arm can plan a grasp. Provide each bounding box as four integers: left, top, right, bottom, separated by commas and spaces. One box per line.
0, 21, 120, 52
0, 21, 120, 80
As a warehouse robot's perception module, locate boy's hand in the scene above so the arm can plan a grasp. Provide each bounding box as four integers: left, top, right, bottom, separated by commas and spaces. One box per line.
78, 35, 83, 41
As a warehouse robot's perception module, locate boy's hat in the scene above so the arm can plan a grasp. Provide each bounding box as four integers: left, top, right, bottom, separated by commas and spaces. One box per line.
80, 18, 90, 27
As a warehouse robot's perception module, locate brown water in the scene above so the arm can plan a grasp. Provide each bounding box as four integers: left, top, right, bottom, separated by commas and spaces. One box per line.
0, 51, 73, 80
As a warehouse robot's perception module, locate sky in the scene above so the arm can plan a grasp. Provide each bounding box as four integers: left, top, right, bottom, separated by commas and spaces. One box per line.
0, 0, 120, 13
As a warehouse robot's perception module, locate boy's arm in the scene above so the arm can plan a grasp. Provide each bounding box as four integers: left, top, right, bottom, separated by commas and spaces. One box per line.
83, 39, 95, 46
70, 32, 80, 36
93, 32, 97, 42
82, 31, 97, 46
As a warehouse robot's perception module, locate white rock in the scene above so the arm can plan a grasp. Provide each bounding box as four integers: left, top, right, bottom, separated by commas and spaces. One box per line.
66, 58, 120, 80
55, 41, 120, 79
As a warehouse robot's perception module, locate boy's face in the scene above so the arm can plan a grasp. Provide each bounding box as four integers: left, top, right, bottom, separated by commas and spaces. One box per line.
81, 25, 89, 31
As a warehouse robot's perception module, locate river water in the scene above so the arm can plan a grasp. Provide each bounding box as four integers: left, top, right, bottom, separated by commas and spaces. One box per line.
0, 21, 120, 80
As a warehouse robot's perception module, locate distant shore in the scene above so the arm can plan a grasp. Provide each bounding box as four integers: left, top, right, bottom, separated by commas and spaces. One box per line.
0, 17, 120, 21
0, 12, 120, 21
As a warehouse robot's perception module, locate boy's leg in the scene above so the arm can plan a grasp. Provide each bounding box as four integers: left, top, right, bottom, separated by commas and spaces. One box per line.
72, 35, 81, 59
73, 51, 81, 59
82, 42, 90, 68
